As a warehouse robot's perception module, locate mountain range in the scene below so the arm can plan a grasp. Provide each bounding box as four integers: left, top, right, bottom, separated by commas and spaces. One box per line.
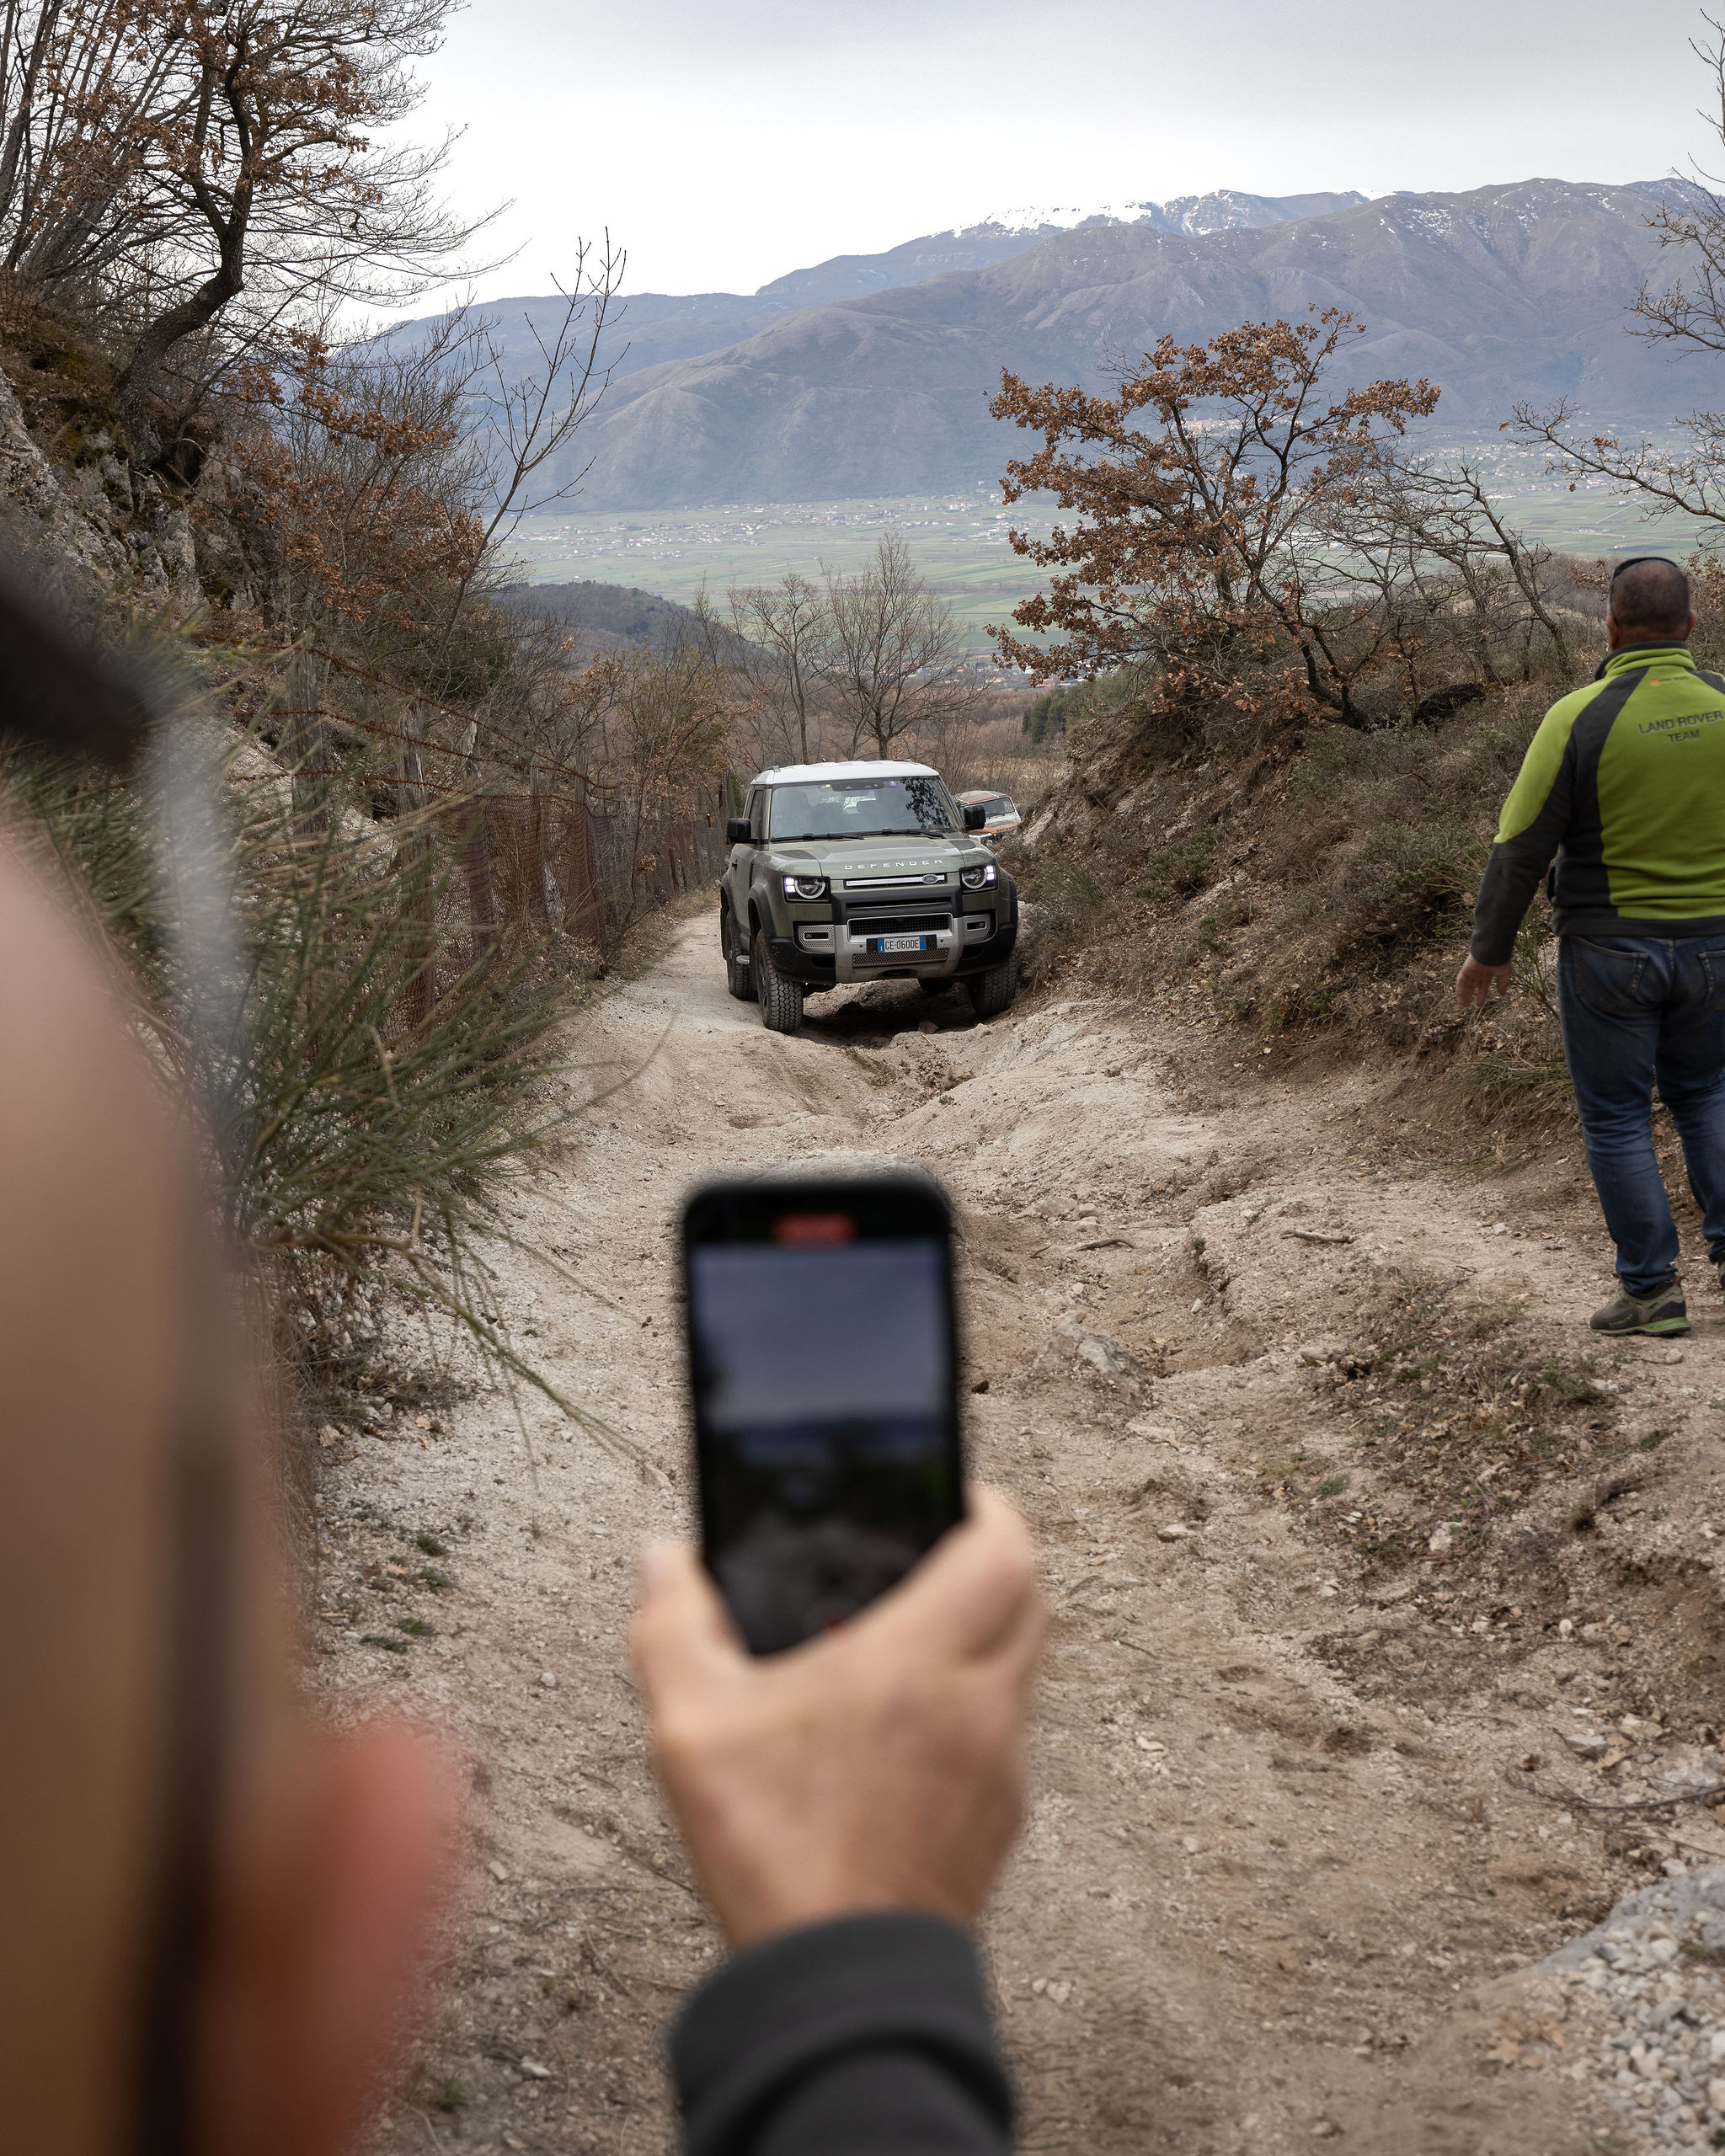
454, 179, 1714, 512
430, 193, 1365, 401
751, 190, 1368, 307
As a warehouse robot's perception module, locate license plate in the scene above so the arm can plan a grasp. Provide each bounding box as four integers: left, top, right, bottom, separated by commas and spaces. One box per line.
873, 934, 927, 954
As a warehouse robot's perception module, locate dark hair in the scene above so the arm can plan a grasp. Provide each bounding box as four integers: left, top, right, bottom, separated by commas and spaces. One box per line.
1609, 557, 1691, 641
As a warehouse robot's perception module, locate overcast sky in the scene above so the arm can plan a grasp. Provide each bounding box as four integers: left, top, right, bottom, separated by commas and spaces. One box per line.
409, 0, 1722, 302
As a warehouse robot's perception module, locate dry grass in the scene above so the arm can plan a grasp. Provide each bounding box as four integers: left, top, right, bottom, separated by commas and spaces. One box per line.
0, 719, 615, 1457
1007, 670, 1578, 1116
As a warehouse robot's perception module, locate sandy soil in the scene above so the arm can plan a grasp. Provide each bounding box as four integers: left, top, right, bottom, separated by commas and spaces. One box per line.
315, 910, 1725, 2154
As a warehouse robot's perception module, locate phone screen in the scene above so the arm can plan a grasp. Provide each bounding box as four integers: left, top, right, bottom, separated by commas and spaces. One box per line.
682, 1174, 964, 1655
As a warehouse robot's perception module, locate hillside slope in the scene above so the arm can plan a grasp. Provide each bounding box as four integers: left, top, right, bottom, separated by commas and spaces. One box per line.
558, 179, 1711, 509
493, 577, 707, 660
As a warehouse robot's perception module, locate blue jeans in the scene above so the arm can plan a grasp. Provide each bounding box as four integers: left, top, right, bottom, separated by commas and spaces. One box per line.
1557, 934, 1725, 1296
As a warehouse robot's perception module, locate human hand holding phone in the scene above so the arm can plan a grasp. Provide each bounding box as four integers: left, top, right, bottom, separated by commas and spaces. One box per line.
631, 1486, 1044, 1945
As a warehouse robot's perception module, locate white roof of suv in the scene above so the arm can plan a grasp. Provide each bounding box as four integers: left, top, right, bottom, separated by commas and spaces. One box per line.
752, 760, 940, 785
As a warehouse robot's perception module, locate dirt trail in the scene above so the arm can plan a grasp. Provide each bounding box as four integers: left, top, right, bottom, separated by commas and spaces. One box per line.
318, 911, 1725, 2155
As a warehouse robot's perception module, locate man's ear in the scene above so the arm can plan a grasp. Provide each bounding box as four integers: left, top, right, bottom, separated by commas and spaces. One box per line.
202, 1722, 461, 2156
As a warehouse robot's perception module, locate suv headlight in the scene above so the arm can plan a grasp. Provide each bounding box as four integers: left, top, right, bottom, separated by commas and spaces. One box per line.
782, 873, 827, 899
960, 862, 996, 889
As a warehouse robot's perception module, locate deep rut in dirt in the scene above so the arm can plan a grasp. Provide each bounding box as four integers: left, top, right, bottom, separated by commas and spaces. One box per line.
315, 912, 1725, 2156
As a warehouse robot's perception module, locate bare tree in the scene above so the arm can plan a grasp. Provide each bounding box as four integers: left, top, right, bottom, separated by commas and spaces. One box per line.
1632, 12, 1725, 356
216, 234, 622, 951
707, 568, 834, 766
227, 309, 488, 661
433, 239, 624, 676
1509, 397, 1725, 546
131, 0, 488, 460
824, 534, 975, 757
0, 0, 484, 460
1313, 446, 1573, 701
1509, 15, 1725, 542
0, 1, 181, 291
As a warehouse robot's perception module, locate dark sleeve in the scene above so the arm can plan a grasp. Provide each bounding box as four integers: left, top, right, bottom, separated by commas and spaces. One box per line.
1469, 733, 1576, 966
671, 1913, 1013, 2156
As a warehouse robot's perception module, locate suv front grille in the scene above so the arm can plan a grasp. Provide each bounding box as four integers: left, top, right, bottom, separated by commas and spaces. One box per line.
848, 912, 949, 937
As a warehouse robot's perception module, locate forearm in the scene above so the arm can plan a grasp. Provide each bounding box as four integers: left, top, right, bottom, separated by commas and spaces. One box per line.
673, 1913, 1013, 2156
1470, 837, 1552, 967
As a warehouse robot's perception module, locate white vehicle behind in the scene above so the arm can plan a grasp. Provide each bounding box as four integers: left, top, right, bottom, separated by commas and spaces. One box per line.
954, 789, 1023, 845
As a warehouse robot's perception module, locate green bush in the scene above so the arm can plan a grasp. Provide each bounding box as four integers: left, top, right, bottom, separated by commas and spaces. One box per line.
1329, 818, 1482, 961
1022, 670, 1147, 744
1023, 686, 1074, 742
1135, 830, 1215, 903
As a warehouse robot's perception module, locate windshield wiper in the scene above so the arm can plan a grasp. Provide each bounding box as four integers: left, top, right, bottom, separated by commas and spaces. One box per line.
781, 828, 950, 842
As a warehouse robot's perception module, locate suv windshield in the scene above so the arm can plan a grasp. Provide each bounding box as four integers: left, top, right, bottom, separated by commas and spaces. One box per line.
768, 776, 958, 841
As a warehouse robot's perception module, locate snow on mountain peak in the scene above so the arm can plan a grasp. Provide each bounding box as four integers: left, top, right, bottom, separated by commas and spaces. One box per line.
972, 199, 1161, 233
946, 189, 1368, 243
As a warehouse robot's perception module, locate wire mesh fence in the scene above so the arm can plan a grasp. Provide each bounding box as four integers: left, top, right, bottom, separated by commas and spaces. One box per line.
244, 671, 736, 1014
479, 777, 734, 946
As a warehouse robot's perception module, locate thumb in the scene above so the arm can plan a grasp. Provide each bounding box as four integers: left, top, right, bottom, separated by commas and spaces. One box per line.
630, 1541, 744, 1705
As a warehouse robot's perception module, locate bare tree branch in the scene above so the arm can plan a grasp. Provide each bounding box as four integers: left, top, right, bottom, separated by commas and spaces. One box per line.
824, 534, 977, 756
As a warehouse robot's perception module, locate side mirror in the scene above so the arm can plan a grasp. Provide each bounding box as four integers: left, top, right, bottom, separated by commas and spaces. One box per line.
962, 803, 987, 831
725, 817, 752, 844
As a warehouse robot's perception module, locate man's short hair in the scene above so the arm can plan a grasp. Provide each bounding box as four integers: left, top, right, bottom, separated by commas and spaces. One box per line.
1610, 557, 1691, 640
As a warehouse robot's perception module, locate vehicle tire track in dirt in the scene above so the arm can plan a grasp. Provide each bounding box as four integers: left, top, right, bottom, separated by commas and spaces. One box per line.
319, 915, 1725, 2155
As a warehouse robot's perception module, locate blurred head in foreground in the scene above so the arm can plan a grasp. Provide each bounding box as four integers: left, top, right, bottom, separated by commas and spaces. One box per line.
0, 802, 455, 2149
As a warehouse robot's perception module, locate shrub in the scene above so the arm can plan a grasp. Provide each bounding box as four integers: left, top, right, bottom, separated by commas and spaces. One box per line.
2, 719, 593, 1434
1327, 817, 1481, 963
1135, 830, 1215, 903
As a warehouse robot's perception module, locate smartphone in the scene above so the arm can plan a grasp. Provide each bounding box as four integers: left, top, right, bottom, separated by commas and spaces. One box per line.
681, 1171, 964, 1655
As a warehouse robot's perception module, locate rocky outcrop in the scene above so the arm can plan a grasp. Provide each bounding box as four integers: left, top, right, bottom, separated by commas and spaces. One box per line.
0, 367, 200, 610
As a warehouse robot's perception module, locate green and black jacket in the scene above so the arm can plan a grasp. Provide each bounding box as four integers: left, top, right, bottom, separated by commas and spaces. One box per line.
1470, 643, 1725, 966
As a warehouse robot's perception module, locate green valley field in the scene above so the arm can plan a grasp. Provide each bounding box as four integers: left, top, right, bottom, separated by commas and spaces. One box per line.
513, 457, 1710, 657
511, 491, 1058, 648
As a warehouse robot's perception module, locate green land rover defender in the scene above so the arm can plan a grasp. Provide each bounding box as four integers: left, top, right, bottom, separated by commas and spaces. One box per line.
718, 760, 1019, 1034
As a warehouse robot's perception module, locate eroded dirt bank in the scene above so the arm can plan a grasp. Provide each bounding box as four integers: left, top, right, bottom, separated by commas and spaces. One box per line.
316, 914, 1725, 2155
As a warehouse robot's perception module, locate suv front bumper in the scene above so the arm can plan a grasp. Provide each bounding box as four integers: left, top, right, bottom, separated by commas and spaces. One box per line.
765, 899, 1017, 988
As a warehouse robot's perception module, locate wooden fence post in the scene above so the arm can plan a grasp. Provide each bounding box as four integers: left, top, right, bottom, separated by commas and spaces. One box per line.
562, 788, 602, 945
523, 757, 553, 932
397, 701, 438, 1031
285, 648, 332, 837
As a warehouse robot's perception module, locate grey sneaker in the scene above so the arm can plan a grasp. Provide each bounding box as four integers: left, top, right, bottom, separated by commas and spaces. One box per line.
1589, 1280, 1690, 1336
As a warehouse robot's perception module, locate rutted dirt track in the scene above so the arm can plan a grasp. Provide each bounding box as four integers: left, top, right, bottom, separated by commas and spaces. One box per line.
318, 911, 1725, 2155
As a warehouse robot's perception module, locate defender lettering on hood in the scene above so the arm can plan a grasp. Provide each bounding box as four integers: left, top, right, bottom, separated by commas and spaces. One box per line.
717, 759, 1020, 1036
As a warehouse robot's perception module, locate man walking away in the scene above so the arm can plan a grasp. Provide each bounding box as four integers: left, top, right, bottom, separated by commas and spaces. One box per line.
1456, 557, 1725, 1337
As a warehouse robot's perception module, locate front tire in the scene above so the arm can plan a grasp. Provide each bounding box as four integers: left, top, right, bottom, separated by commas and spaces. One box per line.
966, 953, 1017, 1020
753, 929, 804, 1034
721, 907, 755, 1001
